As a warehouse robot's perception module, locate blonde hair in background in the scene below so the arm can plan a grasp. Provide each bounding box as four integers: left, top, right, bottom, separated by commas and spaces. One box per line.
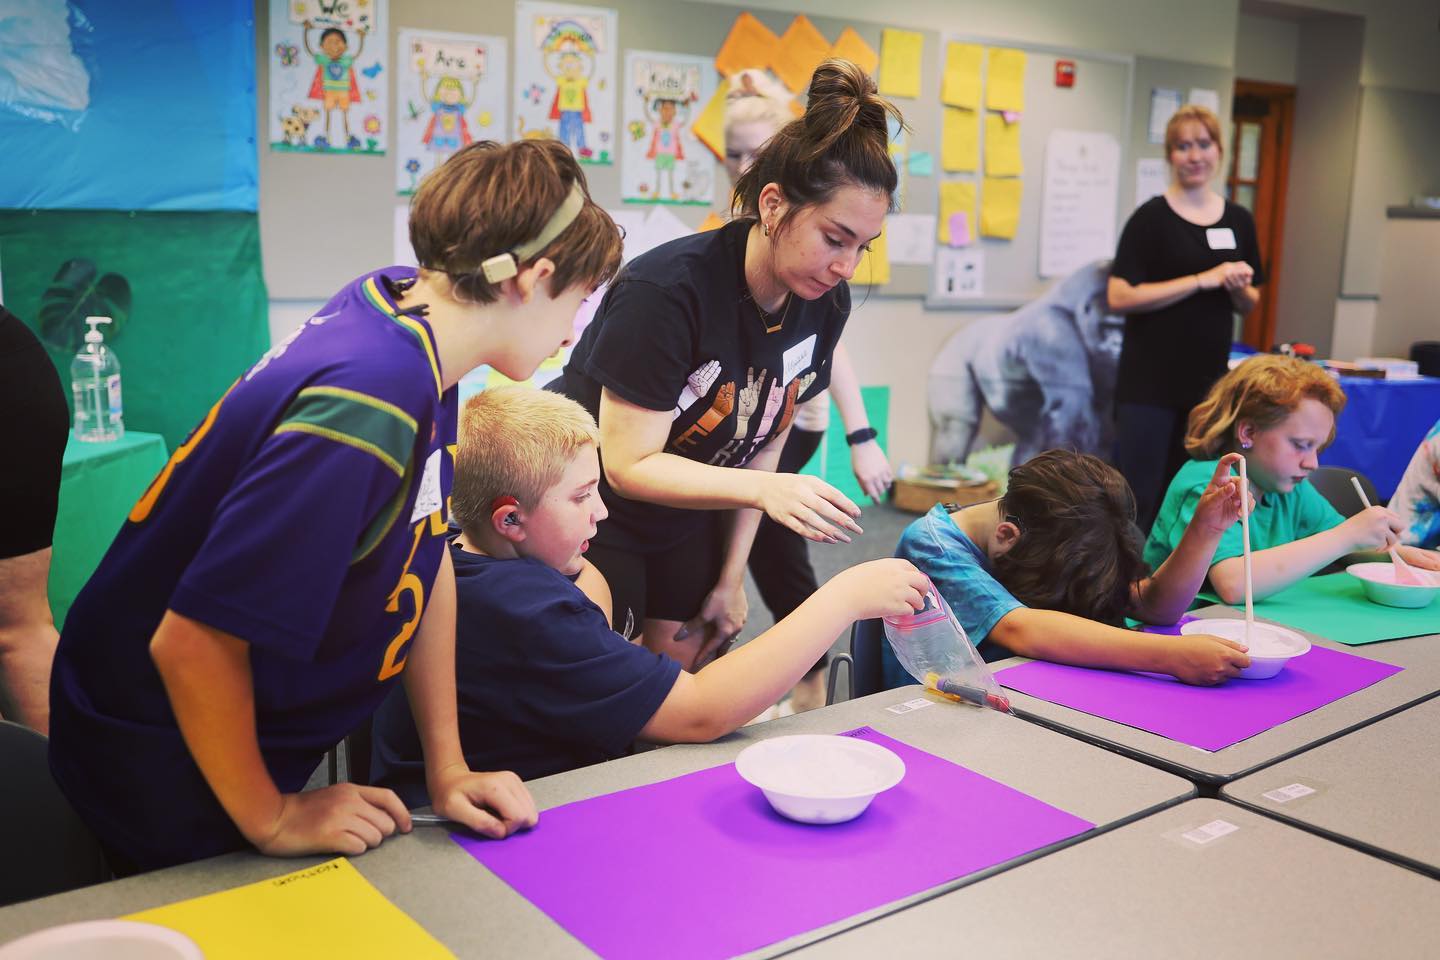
1185, 355, 1347, 459
723, 68, 793, 134
1164, 103, 1224, 158
451, 385, 600, 536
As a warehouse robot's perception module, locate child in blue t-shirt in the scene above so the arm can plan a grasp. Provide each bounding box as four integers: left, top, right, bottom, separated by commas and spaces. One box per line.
371, 386, 930, 804
47, 140, 623, 873
883, 449, 1256, 690
1146, 356, 1439, 600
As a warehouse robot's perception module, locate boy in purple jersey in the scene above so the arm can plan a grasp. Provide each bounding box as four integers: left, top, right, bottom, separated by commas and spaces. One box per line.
48, 140, 622, 873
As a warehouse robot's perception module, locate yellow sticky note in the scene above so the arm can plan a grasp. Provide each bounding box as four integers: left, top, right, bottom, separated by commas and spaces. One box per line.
937, 180, 976, 246
981, 177, 1023, 239
854, 226, 890, 286
697, 211, 727, 232
715, 12, 781, 77
691, 82, 728, 160
772, 15, 831, 93
984, 112, 1022, 177
941, 106, 979, 172
125, 859, 452, 960
986, 47, 1026, 113
941, 42, 982, 109
828, 27, 879, 77
878, 29, 923, 99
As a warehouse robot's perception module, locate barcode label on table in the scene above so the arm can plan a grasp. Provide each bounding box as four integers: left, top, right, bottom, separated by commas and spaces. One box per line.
886, 698, 933, 715
1182, 820, 1239, 845
1262, 783, 1316, 804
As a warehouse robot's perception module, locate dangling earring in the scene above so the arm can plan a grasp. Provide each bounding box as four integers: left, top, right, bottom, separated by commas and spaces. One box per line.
1240, 438, 1253, 450
762, 220, 770, 238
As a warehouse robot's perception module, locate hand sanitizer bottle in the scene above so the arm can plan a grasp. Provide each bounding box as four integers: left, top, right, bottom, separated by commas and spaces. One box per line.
70, 316, 123, 442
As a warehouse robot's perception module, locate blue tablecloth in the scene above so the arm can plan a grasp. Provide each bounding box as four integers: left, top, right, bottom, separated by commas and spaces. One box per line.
1320, 376, 1440, 500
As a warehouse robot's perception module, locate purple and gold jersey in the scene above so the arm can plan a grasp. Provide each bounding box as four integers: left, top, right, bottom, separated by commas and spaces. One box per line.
49, 268, 457, 870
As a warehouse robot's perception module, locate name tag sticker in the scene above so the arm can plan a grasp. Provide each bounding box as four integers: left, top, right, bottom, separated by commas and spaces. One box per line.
1182, 819, 1239, 845
1206, 227, 1237, 250
410, 448, 443, 521
782, 334, 817, 384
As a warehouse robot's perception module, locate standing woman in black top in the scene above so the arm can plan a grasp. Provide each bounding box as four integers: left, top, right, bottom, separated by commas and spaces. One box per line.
1107, 104, 1263, 532
559, 59, 903, 669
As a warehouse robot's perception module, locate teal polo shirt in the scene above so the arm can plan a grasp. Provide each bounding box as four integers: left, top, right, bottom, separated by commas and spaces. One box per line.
1144, 458, 1345, 573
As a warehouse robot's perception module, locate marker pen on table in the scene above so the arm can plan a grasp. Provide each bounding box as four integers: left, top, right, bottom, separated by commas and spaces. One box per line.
924, 672, 1012, 712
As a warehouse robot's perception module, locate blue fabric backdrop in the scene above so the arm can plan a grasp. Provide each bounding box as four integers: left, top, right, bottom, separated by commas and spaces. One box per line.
0, 0, 256, 211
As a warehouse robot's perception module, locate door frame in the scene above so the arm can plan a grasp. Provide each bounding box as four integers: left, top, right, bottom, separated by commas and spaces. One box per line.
1230, 79, 1295, 350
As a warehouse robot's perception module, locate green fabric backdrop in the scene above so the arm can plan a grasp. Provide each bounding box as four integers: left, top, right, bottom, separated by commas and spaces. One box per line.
0, 210, 268, 450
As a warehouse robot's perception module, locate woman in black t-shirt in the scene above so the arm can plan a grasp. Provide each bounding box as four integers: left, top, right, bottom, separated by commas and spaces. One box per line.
559, 59, 905, 670
1108, 104, 1263, 532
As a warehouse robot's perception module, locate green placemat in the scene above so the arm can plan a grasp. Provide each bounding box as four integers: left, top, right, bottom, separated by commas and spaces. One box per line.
1200, 573, 1439, 645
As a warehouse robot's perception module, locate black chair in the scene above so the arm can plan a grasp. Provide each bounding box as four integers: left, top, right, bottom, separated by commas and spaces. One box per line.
0, 721, 109, 906
825, 618, 887, 704
345, 717, 374, 786
1410, 341, 1440, 379
1308, 466, 1380, 518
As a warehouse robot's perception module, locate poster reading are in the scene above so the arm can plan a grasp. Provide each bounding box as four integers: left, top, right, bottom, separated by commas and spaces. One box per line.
395, 30, 508, 195
620, 51, 716, 205
513, 1, 618, 164
269, 0, 388, 154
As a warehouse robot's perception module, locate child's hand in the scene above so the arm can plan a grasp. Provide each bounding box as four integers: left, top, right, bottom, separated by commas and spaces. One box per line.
1341, 505, 1404, 552
430, 767, 538, 840
832, 559, 930, 621
1168, 633, 1251, 685
1190, 453, 1252, 535
251, 783, 412, 857
1396, 545, 1440, 576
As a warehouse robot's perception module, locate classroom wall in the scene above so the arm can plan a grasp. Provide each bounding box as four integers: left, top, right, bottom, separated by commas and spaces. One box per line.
1234, 12, 1298, 84
1271, 11, 1362, 356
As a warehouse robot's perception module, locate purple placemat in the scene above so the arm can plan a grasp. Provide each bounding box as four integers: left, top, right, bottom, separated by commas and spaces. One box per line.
1139, 614, 1201, 636
453, 727, 1093, 960
996, 645, 1403, 751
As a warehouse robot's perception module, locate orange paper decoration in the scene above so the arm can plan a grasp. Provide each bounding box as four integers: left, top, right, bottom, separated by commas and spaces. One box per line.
771, 15, 831, 92
828, 27, 879, 77
715, 13, 781, 77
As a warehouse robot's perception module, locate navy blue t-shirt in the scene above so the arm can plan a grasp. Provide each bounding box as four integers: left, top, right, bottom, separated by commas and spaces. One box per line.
48, 269, 456, 870
370, 543, 682, 807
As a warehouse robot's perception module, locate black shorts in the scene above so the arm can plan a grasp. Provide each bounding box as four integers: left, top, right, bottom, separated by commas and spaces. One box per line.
585, 512, 724, 638
0, 309, 69, 559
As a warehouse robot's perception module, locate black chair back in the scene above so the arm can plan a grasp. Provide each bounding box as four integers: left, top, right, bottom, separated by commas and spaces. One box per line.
0, 721, 109, 906
1308, 466, 1380, 518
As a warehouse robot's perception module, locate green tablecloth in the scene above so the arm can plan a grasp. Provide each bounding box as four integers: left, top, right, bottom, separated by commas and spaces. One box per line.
51, 431, 168, 628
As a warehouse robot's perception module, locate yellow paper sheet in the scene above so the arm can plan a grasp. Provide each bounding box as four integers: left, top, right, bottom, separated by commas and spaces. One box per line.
715, 12, 781, 77
941, 42, 982, 109
984, 112, 1022, 177
941, 106, 979, 172
697, 211, 727, 232
937, 180, 977, 246
986, 47, 1026, 113
125, 859, 452, 960
854, 225, 890, 285
981, 177, 1023, 239
828, 27, 879, 77
877, 29, 923, 99
772, 15, 831, 93
691, 82, 729, 160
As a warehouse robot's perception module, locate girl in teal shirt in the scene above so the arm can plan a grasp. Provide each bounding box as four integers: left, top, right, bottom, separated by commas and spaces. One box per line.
1146, 355, 1440, 602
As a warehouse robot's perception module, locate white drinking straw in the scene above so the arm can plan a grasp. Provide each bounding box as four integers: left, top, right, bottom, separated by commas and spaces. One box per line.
1238, 455, 1254, 645
1351, 475, 1425, 585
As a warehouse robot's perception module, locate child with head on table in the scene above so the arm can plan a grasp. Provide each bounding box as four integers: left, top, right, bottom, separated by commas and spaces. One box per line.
1146, 355, 1440, 601
882, 448, 1257, 691
369, 385, 930, 804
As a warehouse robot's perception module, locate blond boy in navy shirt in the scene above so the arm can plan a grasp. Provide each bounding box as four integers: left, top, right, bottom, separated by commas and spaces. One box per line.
372, 387, 928, 802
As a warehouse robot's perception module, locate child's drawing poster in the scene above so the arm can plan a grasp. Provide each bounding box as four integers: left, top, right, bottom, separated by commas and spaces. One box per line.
395, 29, 507, 195
513, 2, 617, 164
620, 51, 715, 205
269, 0, 388, 154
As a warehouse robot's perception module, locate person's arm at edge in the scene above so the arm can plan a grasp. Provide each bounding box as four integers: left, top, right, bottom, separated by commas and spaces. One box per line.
829, 342, 893, 502
403, 547, 537, 837
573, 558, 612, 629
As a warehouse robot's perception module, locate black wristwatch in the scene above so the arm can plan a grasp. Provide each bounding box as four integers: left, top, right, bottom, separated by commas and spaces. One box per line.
846, 426, 878, 446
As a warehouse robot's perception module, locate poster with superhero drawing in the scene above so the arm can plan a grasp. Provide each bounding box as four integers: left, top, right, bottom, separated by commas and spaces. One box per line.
513, 1, 617, 164
269, 0, 388, 154
395, 29, 507, 195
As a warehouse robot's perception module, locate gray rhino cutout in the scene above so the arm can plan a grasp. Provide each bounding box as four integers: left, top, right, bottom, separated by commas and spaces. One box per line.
929, 259, 1125, 468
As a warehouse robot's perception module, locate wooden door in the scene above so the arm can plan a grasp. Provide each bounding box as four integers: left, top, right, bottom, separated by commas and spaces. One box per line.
1228, 80, 1295, 350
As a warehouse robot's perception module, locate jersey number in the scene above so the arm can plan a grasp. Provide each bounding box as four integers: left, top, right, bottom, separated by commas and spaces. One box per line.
376, 509, 446, 681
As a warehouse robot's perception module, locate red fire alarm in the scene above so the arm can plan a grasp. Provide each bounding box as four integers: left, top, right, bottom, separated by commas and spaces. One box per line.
1055, 59, 1076, 88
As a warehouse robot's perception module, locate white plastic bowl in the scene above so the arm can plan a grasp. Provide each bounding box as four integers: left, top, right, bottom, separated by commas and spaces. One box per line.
0, 921, 202, 960
735, 734, 905, 824
1346, 562, 1440, 609
1180, 618, 1311, 679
